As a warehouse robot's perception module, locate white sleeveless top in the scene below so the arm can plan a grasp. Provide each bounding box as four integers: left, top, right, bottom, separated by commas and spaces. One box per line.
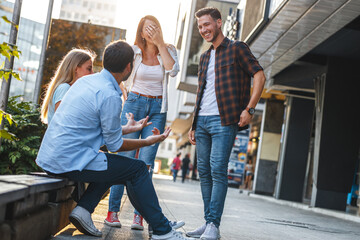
131, 63, 164, 96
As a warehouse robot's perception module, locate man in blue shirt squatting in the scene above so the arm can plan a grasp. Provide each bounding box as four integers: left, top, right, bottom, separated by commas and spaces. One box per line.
36, 40, 193, 240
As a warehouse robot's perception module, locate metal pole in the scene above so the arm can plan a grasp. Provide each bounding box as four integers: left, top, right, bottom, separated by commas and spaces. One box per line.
0, 0, 22, 112
33, 0, 54, 104
0, 0, 22, 148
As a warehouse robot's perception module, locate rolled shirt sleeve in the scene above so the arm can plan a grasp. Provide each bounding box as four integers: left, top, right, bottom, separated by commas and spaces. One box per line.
237, 42, 263, 77
165, 44, 180, 77
99, 95, 124, 152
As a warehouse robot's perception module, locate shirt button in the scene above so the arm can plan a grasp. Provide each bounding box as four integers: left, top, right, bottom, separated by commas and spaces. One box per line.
104, 160, 107, 162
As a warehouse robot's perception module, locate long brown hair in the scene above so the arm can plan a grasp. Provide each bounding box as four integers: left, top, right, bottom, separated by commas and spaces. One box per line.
134, 15, 163, 54
40, 48, 95, 124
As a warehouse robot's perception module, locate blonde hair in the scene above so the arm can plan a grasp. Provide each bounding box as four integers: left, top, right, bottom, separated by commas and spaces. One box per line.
40, 48, 96, 124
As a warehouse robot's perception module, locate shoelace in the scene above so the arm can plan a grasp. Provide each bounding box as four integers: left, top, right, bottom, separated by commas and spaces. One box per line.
111, 214, 118, 221
172, 231, 188, 239
135, 215, 141, 224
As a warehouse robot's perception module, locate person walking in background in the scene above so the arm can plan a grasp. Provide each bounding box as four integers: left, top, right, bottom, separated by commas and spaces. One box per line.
181, 153, 191, 183
187, 7, 265, 240
40, 48, 95, 124
244, 157, 254, 190
36, 40, 192, 240
172, 153, 182, 182
104, 15, 184, 232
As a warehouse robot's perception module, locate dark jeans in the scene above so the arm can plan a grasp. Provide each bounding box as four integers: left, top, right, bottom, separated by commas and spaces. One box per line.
181, 167, 188, 182
53, 153, 171, 235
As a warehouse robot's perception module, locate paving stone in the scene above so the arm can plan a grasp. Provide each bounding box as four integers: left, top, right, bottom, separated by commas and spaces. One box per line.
53, 175, 360, 240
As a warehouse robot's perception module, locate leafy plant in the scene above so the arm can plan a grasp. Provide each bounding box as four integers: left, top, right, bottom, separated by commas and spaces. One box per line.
0, 15, 22, 82
0, 96, 46, 174
0, 1, 22, 142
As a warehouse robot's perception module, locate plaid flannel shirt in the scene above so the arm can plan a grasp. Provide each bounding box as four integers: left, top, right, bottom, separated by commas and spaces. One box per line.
192, 37, 263, 129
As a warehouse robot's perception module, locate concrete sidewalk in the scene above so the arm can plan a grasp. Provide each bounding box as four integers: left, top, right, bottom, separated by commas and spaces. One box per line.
53, 174, 360, 240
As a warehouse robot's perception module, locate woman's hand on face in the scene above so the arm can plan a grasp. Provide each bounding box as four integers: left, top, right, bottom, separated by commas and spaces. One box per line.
146, 24, 164, 47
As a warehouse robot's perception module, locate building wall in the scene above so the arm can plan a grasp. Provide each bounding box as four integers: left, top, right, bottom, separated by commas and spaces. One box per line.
60, 0, 117, 27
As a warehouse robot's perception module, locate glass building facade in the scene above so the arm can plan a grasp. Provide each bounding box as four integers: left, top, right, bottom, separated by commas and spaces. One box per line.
0, 1, 44, 102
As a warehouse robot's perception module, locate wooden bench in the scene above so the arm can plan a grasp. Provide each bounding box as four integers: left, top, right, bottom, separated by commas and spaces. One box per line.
0, 174, 78, 240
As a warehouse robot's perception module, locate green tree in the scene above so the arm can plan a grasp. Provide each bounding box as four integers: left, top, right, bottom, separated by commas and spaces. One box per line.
41, 19, 111, 98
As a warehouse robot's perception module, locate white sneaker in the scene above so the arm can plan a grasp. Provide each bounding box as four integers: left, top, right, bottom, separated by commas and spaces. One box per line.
152, 229, 195, 240
170, 220, 185, 229
200, 222, 220, 240
186, 223, 206, 238
69, 206, 102, 237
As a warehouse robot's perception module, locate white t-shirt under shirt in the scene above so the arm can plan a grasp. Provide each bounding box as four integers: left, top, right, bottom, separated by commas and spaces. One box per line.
131, 63, 164, 96
199, 50, 220, 116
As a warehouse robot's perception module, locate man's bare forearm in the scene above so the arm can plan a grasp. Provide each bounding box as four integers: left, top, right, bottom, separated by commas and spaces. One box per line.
117, 138, 150, 152
247, 70, 265, 108
122, 126, 134, 135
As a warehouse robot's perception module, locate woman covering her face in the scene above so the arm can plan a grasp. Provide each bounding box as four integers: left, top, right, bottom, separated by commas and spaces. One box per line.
104, 15, 182, 232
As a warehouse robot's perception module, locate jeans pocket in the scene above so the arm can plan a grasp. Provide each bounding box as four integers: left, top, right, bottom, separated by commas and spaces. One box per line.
126, 92, 138, 103
156, 99, 163, 108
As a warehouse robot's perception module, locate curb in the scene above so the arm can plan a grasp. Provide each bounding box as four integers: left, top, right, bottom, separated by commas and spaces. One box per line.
242, 191, 360, 224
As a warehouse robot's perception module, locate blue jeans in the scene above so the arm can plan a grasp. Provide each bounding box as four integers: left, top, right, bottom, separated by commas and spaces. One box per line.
53, 153, 171, 235
195, 115, 238, 228
109, 92, 166, 214
172, 169, 179, 182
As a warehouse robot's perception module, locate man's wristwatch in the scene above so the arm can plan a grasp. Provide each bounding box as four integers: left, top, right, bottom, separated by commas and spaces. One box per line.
246, 106, 255, 115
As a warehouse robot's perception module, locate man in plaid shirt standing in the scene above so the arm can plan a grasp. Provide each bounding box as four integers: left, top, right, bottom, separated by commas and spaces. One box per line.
187, 7, 266, 240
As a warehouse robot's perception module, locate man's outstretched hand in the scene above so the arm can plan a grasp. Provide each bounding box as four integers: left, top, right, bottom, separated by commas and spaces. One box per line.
123, 113, 152, 135
146, 127, 171, 145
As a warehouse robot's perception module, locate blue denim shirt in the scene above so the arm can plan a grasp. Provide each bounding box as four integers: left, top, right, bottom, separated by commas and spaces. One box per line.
36, 69, 123, 174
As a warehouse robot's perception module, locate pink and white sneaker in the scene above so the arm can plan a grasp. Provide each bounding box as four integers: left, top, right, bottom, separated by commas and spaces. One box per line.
131, 213, 144, 230
104, 211, 122, 228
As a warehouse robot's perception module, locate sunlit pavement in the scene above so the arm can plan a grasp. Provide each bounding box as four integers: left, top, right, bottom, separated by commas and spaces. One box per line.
54, 174, 360, 240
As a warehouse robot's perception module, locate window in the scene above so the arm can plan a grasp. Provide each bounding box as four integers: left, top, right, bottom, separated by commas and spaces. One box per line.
60, 11, 65, 18
160, 143, 166, 150
74, 13, 79, 19
83, 1, 88, 7
97, 3, 102, 9
168, 143, 173, 151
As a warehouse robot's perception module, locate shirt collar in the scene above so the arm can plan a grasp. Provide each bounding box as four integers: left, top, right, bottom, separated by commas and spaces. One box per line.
133, 45, 142, 55
209, 37, 230, 51
100, 69, 122, 96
